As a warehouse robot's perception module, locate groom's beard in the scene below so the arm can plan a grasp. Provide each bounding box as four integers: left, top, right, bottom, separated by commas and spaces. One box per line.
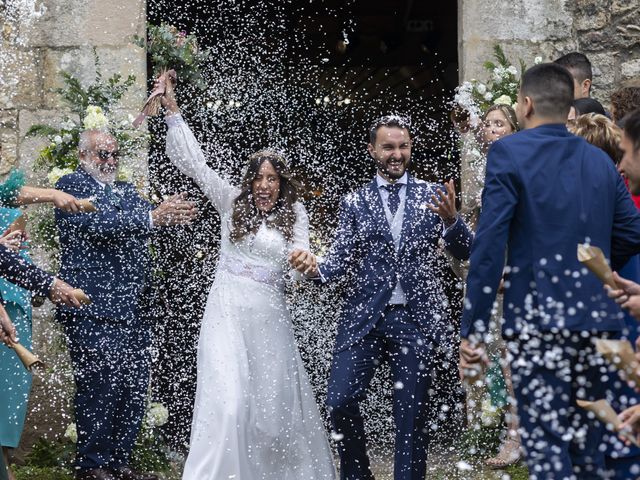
376, 156, 410, 180
82, 161, 117, 185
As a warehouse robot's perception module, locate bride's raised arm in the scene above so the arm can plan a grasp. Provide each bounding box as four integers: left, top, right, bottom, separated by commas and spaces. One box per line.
165, 114, 238, 213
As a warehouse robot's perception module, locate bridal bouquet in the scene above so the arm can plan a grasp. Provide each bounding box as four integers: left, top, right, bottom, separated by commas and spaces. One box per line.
133, 23, 210, 126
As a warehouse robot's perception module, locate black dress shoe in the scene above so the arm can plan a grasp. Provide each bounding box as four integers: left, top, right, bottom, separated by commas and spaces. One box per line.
112, 465, 159, 480
75, 468, 117, 480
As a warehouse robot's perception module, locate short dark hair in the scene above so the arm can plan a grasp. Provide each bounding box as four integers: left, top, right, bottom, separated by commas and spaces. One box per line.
554, 52, 592, 83
520, 63, 574, 119
573, 97, 606, 116
369, 115, 412, 144
623, 109, 640, 153
611, 87, 640, 124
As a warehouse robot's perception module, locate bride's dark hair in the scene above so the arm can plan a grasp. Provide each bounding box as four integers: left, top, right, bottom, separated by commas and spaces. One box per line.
230, 150, 301, 243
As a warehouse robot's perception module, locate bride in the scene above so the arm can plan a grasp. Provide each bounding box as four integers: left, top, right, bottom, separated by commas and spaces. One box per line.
160, 83, 336, 479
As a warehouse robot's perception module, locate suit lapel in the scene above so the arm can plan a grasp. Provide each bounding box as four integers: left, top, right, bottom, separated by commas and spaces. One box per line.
364, 179, 395, 247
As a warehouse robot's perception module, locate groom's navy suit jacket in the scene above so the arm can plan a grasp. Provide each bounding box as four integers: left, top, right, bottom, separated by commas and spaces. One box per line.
55, 168, 153, 321
320, 174, 473, 352
462, 124, 640, 338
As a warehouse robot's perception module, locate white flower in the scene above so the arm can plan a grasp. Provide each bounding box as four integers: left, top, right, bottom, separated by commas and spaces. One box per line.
117, 165, 133, 182
456, 461, 473, 471
145, 402, 169, 428
494, 94, 513, 106
492, 65, 507, 82
47, 167, 74, 186
62, 133, 73, 144
534, 56, 543, 64
480, 397, 501, 427
53, 135, 62, 145
61, 119, 77, 130
459, 81, 473, 92
64, 423, 78, 443
475, 83, 487, 95
484, 92, 493, 101
83, 105, 109, 130
507, 65, 518, 76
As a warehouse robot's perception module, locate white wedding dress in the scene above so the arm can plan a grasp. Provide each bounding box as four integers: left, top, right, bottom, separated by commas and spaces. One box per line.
165, 114, 337, 480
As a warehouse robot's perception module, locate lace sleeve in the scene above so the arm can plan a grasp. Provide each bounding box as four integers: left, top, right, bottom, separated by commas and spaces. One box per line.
288, 202, 311, 281
290, 202, 310, 251
165, 114, 238, 213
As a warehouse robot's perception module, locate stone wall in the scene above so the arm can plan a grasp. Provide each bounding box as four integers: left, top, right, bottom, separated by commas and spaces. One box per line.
458, 0, 640, 106
0, 0, 147, 179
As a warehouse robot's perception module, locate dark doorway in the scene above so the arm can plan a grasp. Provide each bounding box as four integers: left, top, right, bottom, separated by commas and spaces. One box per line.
146, 0, 461, 455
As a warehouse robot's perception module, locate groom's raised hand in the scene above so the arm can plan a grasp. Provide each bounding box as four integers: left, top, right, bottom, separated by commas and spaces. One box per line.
428, 179, 458, 227
289, 249, 318, 277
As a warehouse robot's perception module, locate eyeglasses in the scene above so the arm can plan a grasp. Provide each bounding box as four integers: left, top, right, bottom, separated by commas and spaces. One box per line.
96, 149, 120, 160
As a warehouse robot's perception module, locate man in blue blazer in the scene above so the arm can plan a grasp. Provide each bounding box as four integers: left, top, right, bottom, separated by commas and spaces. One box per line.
292, 115, 472, 480
55, 129, 197, 480
461, 64, 640, 479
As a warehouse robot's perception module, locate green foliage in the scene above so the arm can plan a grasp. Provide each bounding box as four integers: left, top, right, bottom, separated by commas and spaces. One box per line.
456, 426, 502, 460
505, 463, 531, 479
135, 23, 210, 90
130, 433, 171, 474
13, 466, 73, 480
25, 53, 147, 254
27, 51, 145, 174
23, 438, 74, 470
53, 50, 136, 115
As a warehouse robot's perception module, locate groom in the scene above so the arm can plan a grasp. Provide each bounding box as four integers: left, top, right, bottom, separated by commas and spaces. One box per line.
291, 115, 472, 480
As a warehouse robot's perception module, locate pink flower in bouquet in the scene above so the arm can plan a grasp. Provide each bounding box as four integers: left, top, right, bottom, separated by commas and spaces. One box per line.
176, 31, 187, 48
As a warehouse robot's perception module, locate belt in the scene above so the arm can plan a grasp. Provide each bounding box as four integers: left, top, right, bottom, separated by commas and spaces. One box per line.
217, 255, 283, 288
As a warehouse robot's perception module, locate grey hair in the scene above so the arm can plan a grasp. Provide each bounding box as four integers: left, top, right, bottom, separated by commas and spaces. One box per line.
78, 129, 111, 153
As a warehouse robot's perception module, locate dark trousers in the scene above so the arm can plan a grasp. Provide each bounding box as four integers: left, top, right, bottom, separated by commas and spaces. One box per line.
326, 305, 432, 480
59, 312, 151, 470
506, 332, 608, 480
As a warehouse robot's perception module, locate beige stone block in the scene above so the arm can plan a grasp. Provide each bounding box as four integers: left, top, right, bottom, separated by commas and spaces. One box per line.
27, 0, 144, 48
461, 0, 573, 44
25, 0, 88, 48
83, 0, 145, 46
459, 39, 577, 84
42, 45, 146, 110
612, 0, 637, 15
0, 110, 19, 175
42, 47, 98, 109
574, 11, 609, 31
589, 51, 619, 98
0, 45, 43, 109
94, 45, 147, 107
621, 59, 640, 81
